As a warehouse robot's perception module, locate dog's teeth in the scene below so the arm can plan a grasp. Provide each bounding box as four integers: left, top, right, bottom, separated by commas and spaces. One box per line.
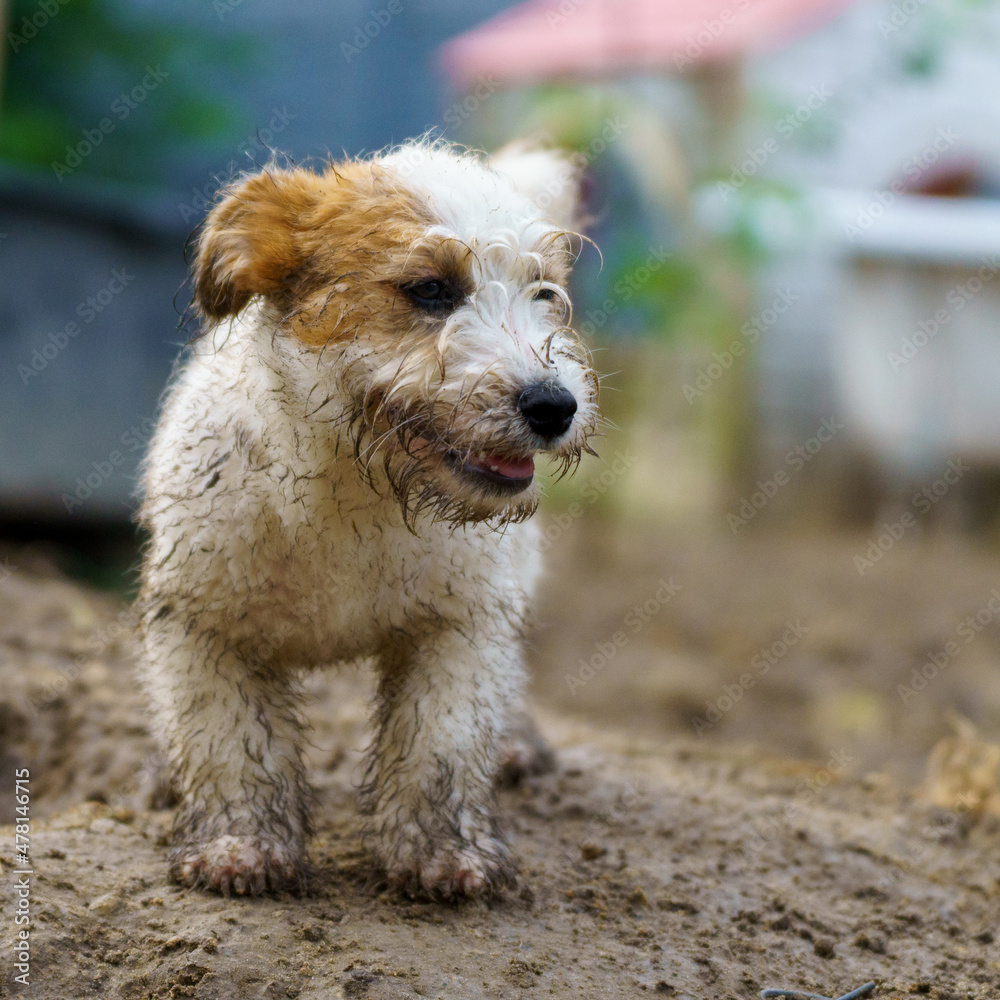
489, 464, 499, 472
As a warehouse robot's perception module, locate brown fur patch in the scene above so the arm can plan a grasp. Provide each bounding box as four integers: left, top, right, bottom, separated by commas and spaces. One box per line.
194, 161, 435, 332
194, 169, 327, 321
194, 159, 574, 347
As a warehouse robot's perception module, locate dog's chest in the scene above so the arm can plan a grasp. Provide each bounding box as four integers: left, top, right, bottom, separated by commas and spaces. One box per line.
245, 469, 507, 664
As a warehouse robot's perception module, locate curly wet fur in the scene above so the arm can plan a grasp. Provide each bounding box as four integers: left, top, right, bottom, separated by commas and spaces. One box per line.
137, 139, 599, 899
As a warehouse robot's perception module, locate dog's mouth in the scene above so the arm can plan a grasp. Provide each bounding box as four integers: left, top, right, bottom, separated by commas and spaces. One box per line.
396, 430, 537, 496
445, 450, 535, 493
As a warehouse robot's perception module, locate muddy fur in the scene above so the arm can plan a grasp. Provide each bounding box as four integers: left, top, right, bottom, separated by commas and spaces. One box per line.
136, 139, 599, 898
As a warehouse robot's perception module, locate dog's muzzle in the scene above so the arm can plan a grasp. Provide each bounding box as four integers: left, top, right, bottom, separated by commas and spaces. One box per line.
434, 381, 581, 500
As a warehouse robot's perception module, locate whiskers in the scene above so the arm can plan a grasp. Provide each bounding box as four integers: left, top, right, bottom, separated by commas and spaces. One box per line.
335, 325, 600, 529
343, 382, 597, 530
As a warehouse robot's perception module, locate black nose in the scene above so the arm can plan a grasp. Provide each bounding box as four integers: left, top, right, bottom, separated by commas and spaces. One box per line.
518, 383, 578, 439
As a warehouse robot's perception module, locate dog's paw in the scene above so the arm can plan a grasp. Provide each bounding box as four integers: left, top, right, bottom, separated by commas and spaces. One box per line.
385, 836, 517, 900
171, 835, 300, 896
498, 712, 556, 787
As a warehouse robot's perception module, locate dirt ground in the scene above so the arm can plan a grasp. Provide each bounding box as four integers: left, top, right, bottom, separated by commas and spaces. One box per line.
1, 517, 1000, 1000
533, 516, 1000, 785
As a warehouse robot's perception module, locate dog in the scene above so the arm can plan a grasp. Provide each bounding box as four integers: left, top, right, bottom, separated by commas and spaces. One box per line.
136, 139, 600, 899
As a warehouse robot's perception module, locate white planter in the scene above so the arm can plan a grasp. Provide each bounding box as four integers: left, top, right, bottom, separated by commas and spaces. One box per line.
829, 193, 1000, 474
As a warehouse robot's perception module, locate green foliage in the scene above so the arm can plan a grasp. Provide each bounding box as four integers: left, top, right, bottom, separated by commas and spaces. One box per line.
1, 0, 252, 188
604, 250, 703, 340
501, 82, 768, 346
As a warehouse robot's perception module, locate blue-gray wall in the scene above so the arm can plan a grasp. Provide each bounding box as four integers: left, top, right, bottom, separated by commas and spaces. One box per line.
0, 1, 515, 521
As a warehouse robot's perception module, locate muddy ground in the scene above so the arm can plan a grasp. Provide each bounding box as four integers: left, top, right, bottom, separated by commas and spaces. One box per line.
1, 517, 999, 999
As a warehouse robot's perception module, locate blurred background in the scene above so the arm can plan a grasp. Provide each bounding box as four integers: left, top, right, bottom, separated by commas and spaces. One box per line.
2, 0, 999, 798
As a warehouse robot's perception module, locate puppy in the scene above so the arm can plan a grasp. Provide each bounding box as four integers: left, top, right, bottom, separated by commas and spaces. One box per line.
137, 140, 599, 898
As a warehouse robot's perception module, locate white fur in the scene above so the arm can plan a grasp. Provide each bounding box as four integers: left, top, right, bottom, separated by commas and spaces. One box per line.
137, 141, 597, 898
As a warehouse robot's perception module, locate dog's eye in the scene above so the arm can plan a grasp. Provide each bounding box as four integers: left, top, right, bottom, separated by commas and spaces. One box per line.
534, 288, 558, 302
404, 279, 458, 312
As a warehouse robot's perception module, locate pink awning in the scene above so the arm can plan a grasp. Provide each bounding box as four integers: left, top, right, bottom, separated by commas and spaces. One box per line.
440, 0, 856, 87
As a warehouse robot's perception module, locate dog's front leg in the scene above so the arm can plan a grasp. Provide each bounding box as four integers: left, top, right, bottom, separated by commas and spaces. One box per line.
141, 617, 309, 895
363, 627, 523, 898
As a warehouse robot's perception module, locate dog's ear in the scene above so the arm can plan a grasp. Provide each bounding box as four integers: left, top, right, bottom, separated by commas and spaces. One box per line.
490, 142, 585, 233
193, 168, 324, 321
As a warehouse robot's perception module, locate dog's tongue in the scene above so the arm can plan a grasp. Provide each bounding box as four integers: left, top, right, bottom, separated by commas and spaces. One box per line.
474, 454, 535, 480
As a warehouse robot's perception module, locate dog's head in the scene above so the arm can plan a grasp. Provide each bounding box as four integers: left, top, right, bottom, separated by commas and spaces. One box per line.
193, 140, 600, 525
